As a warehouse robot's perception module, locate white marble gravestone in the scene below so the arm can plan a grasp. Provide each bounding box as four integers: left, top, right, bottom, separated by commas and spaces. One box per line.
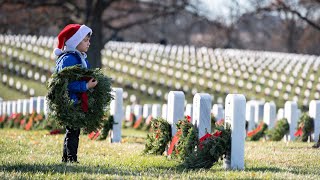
143, 104, 152, 119
211, 104, 224, 121
167, 91, 185, 136
161, 104, 168, 120
263, 102, 276, 129
151, 104, 161, 118
17, 99, 23, 114
43, 98, 49, 116
22, 99, 29, 115
2, 101, 7, 115
36, 96, 45, 114
110, 88, 123, 143
309, 100, 320, 142
246, 101, 255, 131
133, 104, 143, 120
11, 101, 17, 114
6, 101, 12, 115
254, 101, 264, 123
0, 101, 2, 115
185, 104, 193, 119
284, 101, 298, 141
277, 108, 284, 120
224, 94, 246, 170
125, 105, 133, 121
29, 97, 37, 114
192, 93, 212, 138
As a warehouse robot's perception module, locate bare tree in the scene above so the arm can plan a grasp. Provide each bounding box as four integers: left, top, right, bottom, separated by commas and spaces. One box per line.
0, 0, 201, 68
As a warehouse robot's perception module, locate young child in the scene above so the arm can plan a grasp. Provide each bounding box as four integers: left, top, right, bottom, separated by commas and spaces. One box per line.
54, 24, 98, 163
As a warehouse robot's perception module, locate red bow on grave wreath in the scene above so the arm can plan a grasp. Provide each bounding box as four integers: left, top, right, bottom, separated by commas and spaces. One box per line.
294, 127, 303, 137
79, 77, 92, 112
199, 133, 213, 150
168, 130, 182, 155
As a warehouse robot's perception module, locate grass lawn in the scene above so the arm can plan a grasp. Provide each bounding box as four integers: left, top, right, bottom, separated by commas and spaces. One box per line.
0, 128, 319, 179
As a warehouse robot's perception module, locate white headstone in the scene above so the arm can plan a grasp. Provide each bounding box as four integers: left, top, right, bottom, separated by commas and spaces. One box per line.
6, 101, 12, 115
125, 105, 133, 121
110, 88, 123, 143
167, 91, 185, 136
254, 101, 264, 123
143, 104, 152, 118
297, 109, 301, 121
17, 99, 23, 113
22, 99, 29, 115
246, 101, 255, 131
224, 94, 246, 170
29, 97, 37, 114
277, 108, 284, 120
151, 104, 161, 118
2, 101, 7, 115
284, 101, 298, 141
185, 104, 193, 119
193, 93, 212, 138
134, 104, 143, 120
36, 96, 45, 114
161, 104, 167, 119
43, 98, 49, 116
263, 102, 276, 129
212, 104, 224, 121
11, 101, 17, 114
309, 100, 320, 142
0, 101, 2, 115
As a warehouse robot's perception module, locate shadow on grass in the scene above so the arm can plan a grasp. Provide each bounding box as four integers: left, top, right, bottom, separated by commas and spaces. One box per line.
246, 166, 318, 176
0, 162, 188, 177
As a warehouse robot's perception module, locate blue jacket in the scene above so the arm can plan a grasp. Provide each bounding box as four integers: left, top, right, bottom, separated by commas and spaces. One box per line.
55, 52, 90, 104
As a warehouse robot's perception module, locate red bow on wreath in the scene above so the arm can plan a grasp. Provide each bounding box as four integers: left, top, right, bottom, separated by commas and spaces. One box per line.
79, 77, 92, 112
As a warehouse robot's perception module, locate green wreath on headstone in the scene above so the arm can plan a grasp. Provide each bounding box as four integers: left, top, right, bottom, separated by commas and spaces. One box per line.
266, 118, 289, 141
46, 65, 113, 133
144, 117, 171, 155
295, 113, 314, 142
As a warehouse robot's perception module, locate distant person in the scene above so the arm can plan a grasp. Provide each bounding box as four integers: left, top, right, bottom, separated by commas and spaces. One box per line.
53, 24, 98, 163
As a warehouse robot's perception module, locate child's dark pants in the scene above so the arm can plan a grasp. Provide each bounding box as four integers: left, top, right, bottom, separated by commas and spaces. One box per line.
62, 126, 80, 162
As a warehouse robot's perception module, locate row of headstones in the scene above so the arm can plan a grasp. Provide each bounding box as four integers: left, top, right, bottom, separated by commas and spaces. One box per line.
105, 53, 315, 105
0, 73, 36, 96
0, 96, 48, 116
106, 41, 318, 71
246, 100, 320, 142
1, 60, 48, 84
109, 88, 245, 169
103, 46, 318, 102
3, 34, 319, 81
124, 103, 224, 124
2, 34, 319, 103
105, 41, 319, 82
1, 45, 55, 74
0, 34, 55, 59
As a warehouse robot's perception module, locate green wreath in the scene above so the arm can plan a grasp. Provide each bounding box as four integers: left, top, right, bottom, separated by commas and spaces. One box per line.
295, 113, 314, 142
266, 118, 289, 141
98, 115, 115, 140
170, 116, 198, 161
144, 117, 171, 155
46, 65, 113, 133
183, 124, 231, 169
246, 122, 268, 141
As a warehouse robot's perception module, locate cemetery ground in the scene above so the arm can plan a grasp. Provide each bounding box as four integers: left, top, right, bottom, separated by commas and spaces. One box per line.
0, 128, 319, 179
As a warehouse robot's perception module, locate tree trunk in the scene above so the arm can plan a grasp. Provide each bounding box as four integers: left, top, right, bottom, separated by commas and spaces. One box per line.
86, 0, 104, 68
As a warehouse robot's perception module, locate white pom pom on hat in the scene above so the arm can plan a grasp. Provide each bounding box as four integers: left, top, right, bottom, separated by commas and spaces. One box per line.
53, 24, 92, 56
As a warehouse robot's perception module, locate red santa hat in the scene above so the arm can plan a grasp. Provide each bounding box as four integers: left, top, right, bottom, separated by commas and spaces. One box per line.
54, 24, 92, 56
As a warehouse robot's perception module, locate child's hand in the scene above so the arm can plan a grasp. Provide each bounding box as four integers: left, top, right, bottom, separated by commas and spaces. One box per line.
87, 78, 98, 89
